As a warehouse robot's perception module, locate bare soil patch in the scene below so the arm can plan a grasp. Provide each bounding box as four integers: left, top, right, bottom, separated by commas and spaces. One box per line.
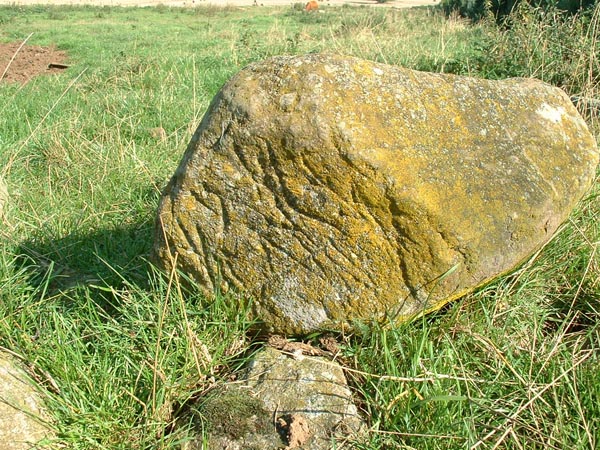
0, 42, 68, 84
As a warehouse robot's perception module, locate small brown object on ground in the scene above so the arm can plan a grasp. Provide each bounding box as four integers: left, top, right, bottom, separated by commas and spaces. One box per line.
267, 334, 329, 357
47, 62, 69, 69
277, 414, 312, 449
318, 334, 340, 355
305, 0, 318, 11
149, 127, 167, 141
0, 42, 68, 84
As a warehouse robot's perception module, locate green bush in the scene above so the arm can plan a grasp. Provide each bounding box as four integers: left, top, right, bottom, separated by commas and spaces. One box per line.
469, 2, 600, 129
480, 4, 598, 89
441, 0, 596, 21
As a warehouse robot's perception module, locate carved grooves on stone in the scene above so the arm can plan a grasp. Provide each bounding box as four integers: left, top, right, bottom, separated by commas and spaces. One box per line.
263, 139, 326, 281
338, 138, 463, 316
190, 186, 218, 290
153, 54, 599, 334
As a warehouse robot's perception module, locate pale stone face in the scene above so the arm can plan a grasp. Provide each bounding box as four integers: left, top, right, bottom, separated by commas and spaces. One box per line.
0, 352, 53, 449
192, 347, 364, 450
153, 54, 599, 334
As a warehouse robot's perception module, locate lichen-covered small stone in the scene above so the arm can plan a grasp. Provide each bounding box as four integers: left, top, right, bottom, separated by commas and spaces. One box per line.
188, 347, 364, 450
153, 54, 599, 334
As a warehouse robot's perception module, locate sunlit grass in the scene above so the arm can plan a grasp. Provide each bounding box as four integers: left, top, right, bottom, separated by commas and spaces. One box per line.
0, 3, 598, 448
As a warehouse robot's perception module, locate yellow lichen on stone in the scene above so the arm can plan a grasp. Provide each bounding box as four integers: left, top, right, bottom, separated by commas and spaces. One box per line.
153, 54, 599, 334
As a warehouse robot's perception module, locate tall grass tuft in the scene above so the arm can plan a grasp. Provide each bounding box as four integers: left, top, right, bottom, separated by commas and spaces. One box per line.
475, 3, 600, 129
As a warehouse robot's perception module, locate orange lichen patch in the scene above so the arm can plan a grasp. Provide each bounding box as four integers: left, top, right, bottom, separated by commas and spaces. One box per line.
277, 414, 312, 449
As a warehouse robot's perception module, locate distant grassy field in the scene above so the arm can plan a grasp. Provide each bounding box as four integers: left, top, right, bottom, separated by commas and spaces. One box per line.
0, 3, 598, 449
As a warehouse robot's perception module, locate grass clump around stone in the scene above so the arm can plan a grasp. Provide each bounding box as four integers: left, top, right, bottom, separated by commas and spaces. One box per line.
0, 2, 598, 449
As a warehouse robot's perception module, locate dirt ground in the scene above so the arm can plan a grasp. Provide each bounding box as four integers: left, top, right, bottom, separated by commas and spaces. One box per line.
0, 42, 68, 84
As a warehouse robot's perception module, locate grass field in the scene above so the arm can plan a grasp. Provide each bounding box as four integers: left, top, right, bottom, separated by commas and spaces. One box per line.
0, 3, 599, 449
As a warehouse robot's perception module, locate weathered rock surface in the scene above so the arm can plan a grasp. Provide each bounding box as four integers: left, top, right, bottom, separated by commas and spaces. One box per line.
0, 352, 53, 449
189, 347, 363, 449
154, 54, 599, 334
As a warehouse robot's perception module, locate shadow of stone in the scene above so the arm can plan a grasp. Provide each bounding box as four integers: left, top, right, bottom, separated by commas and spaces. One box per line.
548, 282, 600, 338
15, 213, 157, 308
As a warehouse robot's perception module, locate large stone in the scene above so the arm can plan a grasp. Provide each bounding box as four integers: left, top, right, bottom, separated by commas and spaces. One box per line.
153, 54, 599, 334
0, 352, 53, 449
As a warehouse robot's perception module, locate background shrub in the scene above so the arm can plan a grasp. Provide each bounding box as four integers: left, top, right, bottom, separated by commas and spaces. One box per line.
476, 4, 599, 102
441, 0, 596, 21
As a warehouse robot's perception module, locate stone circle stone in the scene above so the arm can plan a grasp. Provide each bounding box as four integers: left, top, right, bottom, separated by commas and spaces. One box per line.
153, 54, 599, 334
188, 347, 363, 450
0, 351, 53, 449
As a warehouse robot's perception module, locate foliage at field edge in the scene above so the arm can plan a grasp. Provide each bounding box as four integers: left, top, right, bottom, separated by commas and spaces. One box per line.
441, 0, 597, 22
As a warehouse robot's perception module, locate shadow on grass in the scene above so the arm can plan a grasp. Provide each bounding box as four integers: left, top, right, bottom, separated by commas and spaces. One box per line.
546, 281, 600, 338
16, 214, 157, 309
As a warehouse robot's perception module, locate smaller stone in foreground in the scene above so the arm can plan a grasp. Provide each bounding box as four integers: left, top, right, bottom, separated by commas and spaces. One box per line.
188, 347, 364, 449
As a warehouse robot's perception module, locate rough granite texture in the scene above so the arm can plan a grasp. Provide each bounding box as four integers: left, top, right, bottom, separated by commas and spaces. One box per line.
0, 352, 52, 449
154, 54, 599, 334
191, 347, 363, 450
